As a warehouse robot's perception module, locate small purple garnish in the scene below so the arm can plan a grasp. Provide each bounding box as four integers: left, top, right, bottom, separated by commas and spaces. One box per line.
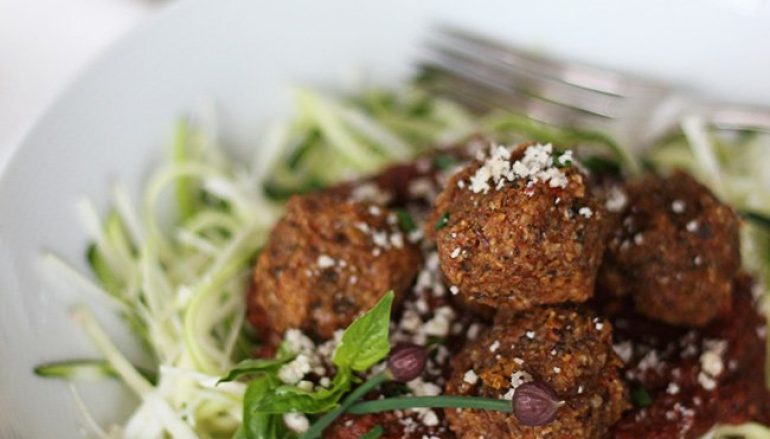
512, 381, 564, 426
387, 343, 428, 382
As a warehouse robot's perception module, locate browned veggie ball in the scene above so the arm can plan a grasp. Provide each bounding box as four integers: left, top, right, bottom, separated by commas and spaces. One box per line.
598, 171, 740, 326
445, 305, 629, 439
428, 142, 609, 311
250, 192, 421, 339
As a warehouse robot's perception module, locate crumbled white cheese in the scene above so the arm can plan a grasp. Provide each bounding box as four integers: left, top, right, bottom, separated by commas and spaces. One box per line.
637, 350, 660, 372
372, 231, 389, 248
666, 382, 680, 395
578, 207, 593, 218
686, 220, 699, 232
283, 329, 316, 354
449, 285, 459, 295
400, 309, 422, 333
278, 354, 312, 384
525, 330, 535, 339
351, 183, 392, 205
553, 366, 561, 374
463, 370, 479, 385
283, 413, 309, 433
467, 323, 483, 340
671, 200, 686, 213
450, 247, 461, 258
698, 372, 717, 390
407, 377, 442, 396
605, 186, 628, 212
467, 143, 572, 194
317, 255, 335, 269
368, 205, 382, 216
421, 306, 455, 337
420, 410, 440, 427
489, 340, 500, 352
698, 339, 727, 390
612, 341, 633, 364
510, 370, 532, 388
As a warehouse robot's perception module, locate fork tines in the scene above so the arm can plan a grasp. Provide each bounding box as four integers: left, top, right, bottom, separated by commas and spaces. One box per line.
417, 25, 672, 144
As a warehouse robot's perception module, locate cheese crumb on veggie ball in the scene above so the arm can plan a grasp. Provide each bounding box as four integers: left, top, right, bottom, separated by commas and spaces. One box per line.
428, 142, 609, 311
445, 305, 629, 439
250, 192, 421, 340
598, 171, 741, 326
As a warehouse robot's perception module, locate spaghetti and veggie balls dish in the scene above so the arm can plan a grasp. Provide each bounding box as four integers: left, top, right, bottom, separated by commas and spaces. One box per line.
37, 80, 770, 439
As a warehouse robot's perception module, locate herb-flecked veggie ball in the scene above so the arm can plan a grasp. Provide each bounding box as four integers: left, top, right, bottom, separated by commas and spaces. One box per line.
445, 305, 629, 439
428, 143, 610, 311
250, 192, 421, 340
598, 171, 741, 326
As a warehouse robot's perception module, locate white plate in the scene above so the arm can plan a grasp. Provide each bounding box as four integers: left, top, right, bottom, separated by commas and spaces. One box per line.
2, 0, 770, 437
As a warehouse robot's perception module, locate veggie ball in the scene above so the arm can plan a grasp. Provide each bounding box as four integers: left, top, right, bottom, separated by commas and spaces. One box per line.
428, 142, 609, 311
598, 171, 740, 326
250, 192, 421, 339
445, 305, 629, 439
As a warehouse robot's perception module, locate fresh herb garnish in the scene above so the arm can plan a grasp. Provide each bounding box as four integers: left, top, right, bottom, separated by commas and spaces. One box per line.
631, 386, 653, 408
435, 212, 450, 231
432, 154, 458, 170
396, 210, 417, 233
333, 291, 394, 372
580, 155, 622, 175
360, 425, 384, 439
741, 210, 770, 230
240, 292, 395, 436
346, 395, 513, 414
218, 355, 295, 384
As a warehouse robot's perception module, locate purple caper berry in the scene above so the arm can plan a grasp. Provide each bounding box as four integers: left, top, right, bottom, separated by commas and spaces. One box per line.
512, 381, 564, 426
387, 343, 428, 382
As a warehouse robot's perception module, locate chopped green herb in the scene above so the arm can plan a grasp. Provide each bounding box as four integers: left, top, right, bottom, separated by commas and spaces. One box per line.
580, 156, 621, 175
432, 154, 458, 170
434, 212, 450, 231
631, 387, 653, 408
551, 155, 572, 169
741, 210, 770, 230
360, 425, 384, 439
396, 210, 417, 233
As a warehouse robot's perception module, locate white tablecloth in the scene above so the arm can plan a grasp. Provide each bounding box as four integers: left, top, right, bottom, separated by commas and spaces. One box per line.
0, 0, 160, 168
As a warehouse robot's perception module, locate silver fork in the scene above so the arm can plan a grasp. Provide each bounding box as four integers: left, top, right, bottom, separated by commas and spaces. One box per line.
417, 25, 770, 151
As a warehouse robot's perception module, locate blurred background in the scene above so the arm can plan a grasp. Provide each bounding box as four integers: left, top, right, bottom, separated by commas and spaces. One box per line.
0, 0, 159, 157
3, 0, 770, 165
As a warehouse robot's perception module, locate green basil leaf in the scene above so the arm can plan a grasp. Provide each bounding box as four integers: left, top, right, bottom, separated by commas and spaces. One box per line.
333, 291, 394, 371
255, 369, 353, 414
219, 356, 294, 384
243, 375, 282, 439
